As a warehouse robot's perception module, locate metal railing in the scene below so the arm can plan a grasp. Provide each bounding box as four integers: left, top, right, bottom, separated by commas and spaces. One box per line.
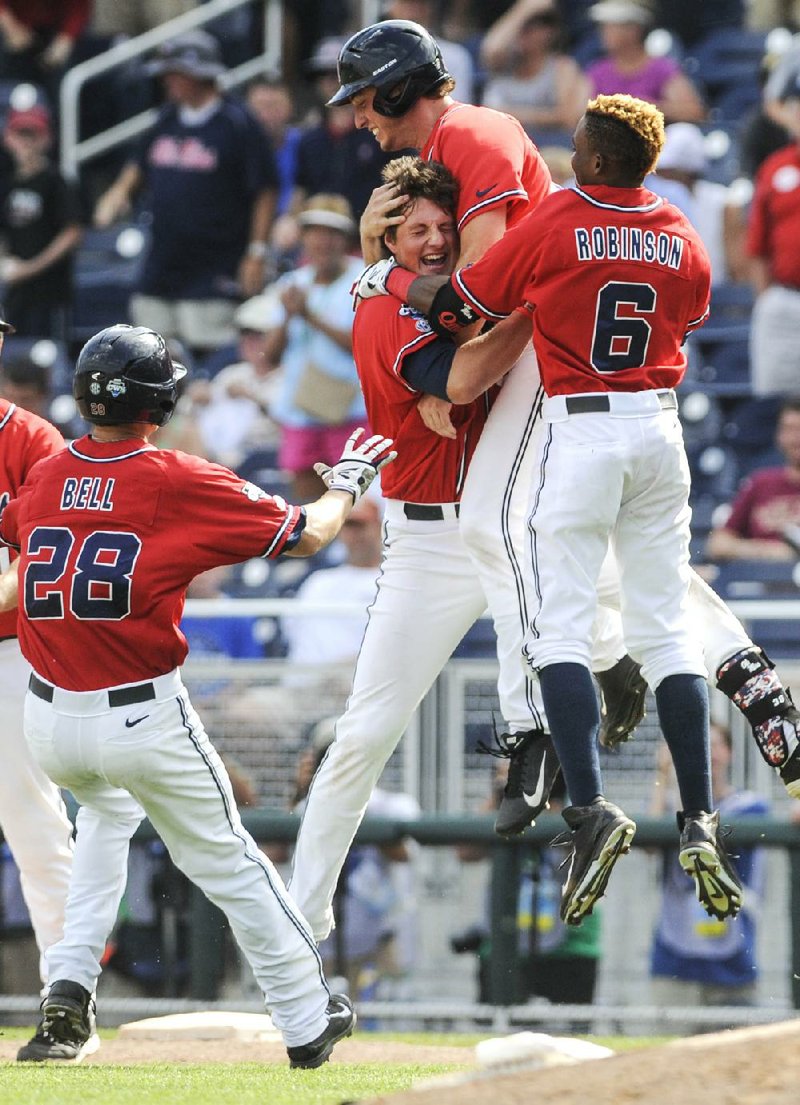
59, 0, 283, 180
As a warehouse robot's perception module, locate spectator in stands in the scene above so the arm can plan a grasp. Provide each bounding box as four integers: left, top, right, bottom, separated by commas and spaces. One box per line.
293, 37, 394, 221
382, 1, 476, 104
92, 30, 279, 356
747, 67, 800, 397
585, 0, 707, 123
90, 1, 195, 39
0, 103, 83, 341
650, 723, 767, 1018
651, 122, 749, 285
739, 48, 791, 179
480, 1, 589, 142
245, 77, 303, 218
706, 398, 800, 561
291, 715, 421, 1002
0, 0, 90, 93
0, 355, 50, 419
270, 194, 367, 503
187, 288, 285, 469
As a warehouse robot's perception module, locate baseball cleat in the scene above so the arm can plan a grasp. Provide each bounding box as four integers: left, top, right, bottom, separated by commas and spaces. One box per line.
17, 980, 101, 1064
480, 728, 562, 836
553, 798, 636, 925
678, 810, 743, 921
596, 655, 648, 749
287, 994, 355, 1069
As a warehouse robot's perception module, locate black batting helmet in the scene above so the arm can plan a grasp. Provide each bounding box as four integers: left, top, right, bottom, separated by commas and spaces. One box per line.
73, 325, 187, 427
327, 20, 450, 118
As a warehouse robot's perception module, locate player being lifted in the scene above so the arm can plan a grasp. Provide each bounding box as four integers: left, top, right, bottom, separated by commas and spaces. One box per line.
366, 94, 745, 924
348, 20, 800, 806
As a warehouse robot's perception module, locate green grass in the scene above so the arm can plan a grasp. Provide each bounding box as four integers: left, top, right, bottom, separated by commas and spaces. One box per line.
0, 1029, 672, 1105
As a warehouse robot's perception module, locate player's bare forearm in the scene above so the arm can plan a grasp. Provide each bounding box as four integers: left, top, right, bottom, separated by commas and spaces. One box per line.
447, 311, 531, 404
405, 274, 448, 314
287, 491, 355, 558
0, 559, 19, 613
706, 528, 793, 562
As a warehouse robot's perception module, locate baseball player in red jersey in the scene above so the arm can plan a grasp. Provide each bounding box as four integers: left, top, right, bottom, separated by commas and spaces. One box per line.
327, 19, 650, 839
0, 324, 396, 1065
0, 312, 74, 986
288, 157, 547, 943
387, 95, 746, 925
348, 19, 800, 811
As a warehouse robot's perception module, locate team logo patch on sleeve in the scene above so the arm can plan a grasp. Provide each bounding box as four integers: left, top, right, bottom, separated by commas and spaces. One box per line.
241, 481, 268, 502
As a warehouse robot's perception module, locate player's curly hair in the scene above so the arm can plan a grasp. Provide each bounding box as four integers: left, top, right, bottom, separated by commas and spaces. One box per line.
584, 93, 665, 182
382, 156, 459, 238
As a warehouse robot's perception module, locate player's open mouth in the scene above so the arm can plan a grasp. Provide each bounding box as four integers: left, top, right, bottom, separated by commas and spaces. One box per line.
421, 252, 447, 272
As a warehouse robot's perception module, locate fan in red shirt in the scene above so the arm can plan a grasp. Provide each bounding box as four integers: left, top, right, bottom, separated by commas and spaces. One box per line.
1, 323, 395, 1065
0, 310, 74, 998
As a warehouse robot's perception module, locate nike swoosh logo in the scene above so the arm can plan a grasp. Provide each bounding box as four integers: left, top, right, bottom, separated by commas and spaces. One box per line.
125, 714, 150, 728
475, 183, 497, 198
523, 759, 548, 808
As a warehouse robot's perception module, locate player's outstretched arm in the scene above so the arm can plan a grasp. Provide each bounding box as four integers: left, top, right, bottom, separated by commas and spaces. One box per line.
0, 559, 19, 614
286, 429, 396, 558
446, 310, 532, 405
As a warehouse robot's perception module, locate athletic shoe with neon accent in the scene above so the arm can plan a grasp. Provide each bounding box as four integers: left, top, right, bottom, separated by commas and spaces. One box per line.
287, 994, 355, 1069
678, 809, 743, 921
596, 655, 649, 749
16, 980, 101, 1063
554, 797, 636, 925
481, 728, 562, 837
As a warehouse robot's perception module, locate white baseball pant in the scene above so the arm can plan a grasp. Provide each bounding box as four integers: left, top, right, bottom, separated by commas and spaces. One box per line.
290, 501, 494, 941
24, 669, 330, 1046
0, 638, 73, 981
522, 392, 706, 685
460, 345, 752, 684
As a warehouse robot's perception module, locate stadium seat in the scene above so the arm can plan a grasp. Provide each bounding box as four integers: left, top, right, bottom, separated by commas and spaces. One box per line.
1, 336, 72, 393
684, 28, 766, 125
71, 222, 149, 343
720, 395, 782, 477
687, 442, 740, 504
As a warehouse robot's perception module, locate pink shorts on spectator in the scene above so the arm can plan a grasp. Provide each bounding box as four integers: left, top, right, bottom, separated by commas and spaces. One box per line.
279, 420, 366, 473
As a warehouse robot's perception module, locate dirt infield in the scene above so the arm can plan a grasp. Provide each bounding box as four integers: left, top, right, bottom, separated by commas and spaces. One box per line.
1, 1018, 799, 1105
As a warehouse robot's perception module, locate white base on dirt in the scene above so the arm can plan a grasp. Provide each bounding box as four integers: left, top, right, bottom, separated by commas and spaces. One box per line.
118, 1011, 281, 1042
476, 1031, 614, 1072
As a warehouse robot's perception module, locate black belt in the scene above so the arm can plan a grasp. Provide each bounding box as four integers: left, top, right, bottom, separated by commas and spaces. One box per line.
565, 391, 677, 414
28, 672, 157, 708
403, 503, 460, 521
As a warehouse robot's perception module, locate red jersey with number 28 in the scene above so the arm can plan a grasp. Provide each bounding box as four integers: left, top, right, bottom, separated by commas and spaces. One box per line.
455, 185, 711, 395
354, 296, 487, 502
420, 102, 553, 232
0, 400, 65, 640
0, 436, 303, 690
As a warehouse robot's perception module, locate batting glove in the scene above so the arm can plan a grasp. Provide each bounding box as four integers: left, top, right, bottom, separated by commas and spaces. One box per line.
314, 428, 397, 502
351, 258, 397, 311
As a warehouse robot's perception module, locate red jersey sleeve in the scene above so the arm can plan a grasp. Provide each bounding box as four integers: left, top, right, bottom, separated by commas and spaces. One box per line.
424, 104, 551, 232
452, 208, 543, 320
161, 451, 303, 569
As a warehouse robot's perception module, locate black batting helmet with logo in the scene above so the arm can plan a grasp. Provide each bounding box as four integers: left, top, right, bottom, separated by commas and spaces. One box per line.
327, 20, 450, 117
73, 325, 187, 427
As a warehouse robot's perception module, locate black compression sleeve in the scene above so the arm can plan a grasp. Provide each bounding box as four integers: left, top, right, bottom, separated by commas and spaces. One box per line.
400, 340, 457, 400
429, 280, 482, 337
